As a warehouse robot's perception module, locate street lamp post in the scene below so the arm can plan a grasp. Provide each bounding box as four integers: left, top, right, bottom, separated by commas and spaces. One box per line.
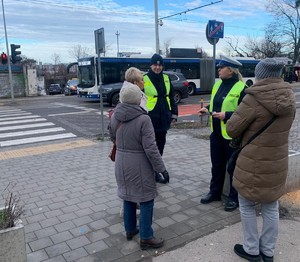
154, 0, 160, 54
115, 31, 120, 57
1, 0, 14, 102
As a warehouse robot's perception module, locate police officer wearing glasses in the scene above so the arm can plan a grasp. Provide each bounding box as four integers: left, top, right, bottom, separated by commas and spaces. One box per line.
199, 55, 247, 212
143, 54, 178, 183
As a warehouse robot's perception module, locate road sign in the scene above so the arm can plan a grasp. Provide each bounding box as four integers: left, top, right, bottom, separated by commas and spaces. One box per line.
207, 20, 224, 39
94, 28, 105, 54
206, 24, 219, 45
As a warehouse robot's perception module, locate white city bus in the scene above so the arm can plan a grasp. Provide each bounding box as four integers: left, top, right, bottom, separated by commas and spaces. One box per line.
76, 56, 260, 100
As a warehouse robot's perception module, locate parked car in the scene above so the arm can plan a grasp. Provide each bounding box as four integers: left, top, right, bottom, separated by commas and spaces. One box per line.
166, 71, 189, 103
48, 84, 63, 95
65, 79, 79, 96
102, 71, 189, 106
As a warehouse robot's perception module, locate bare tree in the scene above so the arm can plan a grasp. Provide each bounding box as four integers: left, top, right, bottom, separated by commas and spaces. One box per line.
244, 26, 284, 58
68, 45, 92, 61
162, 38, 172, 57
225, 37, 253, 57
50, 53, 61, 65
103, 41, 113, 57
266, 0, 300, 63
21, 56, 37, 68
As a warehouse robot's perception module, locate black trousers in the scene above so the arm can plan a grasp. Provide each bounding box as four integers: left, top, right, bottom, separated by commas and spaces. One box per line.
155, 131, 167, 156
209, 132, 238, 202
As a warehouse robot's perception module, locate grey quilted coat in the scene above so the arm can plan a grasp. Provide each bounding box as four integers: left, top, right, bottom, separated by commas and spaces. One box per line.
110, 103, 166, 203
226, 78, 296, 203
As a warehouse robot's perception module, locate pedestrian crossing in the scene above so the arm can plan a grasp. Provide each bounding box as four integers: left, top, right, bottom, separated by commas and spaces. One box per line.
0, 108, 76, 148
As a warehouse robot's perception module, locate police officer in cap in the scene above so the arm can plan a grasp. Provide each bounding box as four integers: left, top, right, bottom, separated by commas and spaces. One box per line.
199, 55, 247, 212
144, 54, 178, 183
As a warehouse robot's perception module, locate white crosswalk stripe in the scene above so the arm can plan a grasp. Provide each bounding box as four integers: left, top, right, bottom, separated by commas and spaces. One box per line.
0, 108, 77, 147
0, 115, 43, 122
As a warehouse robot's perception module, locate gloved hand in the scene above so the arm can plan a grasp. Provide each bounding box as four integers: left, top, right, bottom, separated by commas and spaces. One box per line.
161, 170, 170, 184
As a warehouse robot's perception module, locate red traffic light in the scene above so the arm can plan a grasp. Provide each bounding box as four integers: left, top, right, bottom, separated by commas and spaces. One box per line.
1, 52, 8, 64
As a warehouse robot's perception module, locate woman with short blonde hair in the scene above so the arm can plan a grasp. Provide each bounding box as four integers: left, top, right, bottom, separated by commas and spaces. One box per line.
125, 67, 144, 84
121, 67, 147, 111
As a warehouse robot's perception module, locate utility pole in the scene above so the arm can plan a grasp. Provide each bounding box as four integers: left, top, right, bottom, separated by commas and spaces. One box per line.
115, 31, 120, 57
154, 0, 160, 54
1, 0, 14, 102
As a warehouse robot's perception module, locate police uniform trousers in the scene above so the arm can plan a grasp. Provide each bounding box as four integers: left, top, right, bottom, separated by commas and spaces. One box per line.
155, 131, 167, 156
209, 132, 238, 202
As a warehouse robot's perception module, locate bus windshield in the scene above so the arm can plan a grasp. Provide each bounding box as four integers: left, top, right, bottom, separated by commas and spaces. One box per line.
78, 62, 95, 88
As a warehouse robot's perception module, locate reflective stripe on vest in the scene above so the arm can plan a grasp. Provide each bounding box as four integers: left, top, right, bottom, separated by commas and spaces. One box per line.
209, 80, 245, 140
143, 74, 171, 111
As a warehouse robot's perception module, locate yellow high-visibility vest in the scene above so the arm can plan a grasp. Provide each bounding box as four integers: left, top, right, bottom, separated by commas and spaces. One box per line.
209, 80, 245, 139
143, 74, 171, 111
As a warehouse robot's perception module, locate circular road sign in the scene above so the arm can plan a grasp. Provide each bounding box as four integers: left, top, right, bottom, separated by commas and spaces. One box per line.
206, 24, 219, 45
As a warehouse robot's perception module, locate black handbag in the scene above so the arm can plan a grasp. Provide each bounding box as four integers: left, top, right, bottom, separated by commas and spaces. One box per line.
227, 116, 276, 174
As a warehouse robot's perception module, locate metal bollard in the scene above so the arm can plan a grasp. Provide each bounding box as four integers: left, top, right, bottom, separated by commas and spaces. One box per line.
200, 97, 203, 125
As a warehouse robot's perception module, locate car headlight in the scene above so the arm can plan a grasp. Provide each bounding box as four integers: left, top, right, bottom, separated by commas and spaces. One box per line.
101, 88, 113, 93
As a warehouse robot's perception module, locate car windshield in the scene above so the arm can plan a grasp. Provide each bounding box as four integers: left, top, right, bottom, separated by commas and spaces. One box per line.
68, 80, 78, 86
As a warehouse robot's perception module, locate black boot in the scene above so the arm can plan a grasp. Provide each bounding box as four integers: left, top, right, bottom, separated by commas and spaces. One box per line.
260, 252, 273, 262
234, 244, 261, 262
200, 193, 221, 204
126, 228, 139, 241
224, 201, 239, 212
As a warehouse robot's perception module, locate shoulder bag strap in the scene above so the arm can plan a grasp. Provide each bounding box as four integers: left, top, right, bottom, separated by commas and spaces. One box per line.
240, 116, 277, 150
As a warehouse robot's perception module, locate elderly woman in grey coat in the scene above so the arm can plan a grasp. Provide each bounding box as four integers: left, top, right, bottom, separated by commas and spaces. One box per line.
109, 84, 169, 250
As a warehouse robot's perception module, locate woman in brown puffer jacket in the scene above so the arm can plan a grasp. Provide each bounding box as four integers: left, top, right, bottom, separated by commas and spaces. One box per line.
226, 58, 296, 262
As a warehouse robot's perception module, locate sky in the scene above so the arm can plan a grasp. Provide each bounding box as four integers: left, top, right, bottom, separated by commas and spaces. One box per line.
0, 0, 273, 64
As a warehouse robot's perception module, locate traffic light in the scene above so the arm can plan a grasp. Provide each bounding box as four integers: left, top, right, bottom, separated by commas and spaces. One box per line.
10, 44, 22, 64
1, 52, 8, 64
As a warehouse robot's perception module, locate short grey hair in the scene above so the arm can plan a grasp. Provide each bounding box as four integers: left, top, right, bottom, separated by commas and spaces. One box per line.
119, 84, 141, 105
125, 67, 144, 84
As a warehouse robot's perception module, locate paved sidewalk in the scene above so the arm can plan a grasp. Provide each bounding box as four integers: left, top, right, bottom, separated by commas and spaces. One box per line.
0, 110, 299, 262
152, 218, 300, 262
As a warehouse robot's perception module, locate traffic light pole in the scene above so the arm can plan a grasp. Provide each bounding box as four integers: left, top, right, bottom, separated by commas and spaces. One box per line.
1, 0, 14, 101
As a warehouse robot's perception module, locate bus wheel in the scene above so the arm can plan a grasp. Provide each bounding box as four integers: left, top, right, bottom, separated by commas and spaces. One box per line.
246, 80, 253, 87
112, 93, 120, 106
188, 83, 196, 96
173, 91, 182, 104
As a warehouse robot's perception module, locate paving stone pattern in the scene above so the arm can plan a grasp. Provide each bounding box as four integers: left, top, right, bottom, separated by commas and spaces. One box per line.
0, 110, 299, 262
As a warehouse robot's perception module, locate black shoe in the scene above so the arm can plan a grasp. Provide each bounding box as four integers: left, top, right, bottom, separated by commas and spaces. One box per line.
234, 244, 261, 262
140, 237, 164, 250
155, 173, 165, 184
200, 193, 221, 204
126, 228, 139, 241
224, 201, 239, 212
260, 252, 273, 262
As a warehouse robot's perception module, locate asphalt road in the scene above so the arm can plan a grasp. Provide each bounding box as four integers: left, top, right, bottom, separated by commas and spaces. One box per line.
1, 85, 299, 143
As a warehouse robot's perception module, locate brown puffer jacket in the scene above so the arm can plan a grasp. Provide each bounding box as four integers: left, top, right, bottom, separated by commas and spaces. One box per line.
226, 78, 296, 203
